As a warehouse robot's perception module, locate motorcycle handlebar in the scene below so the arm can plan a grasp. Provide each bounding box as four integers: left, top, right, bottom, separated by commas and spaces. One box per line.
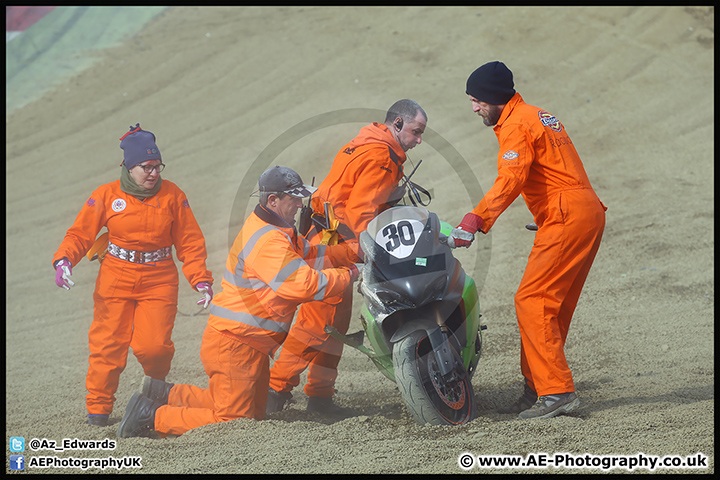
439, 234, 455, 249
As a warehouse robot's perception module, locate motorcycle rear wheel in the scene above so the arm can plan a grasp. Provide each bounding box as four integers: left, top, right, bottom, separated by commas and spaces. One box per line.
393, 330, 476, 425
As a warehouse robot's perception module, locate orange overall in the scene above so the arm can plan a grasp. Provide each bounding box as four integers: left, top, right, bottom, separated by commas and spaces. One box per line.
269, 122, 406, 398
52, 179, 212, 416
154, 204, 356, 435
471, 93, 606, 396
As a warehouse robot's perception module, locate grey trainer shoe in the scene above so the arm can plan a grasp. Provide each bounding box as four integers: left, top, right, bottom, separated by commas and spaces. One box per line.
518, 392, 580, 420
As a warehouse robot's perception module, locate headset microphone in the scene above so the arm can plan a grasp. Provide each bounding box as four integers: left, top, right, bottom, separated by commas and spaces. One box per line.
395, 118, 404, 131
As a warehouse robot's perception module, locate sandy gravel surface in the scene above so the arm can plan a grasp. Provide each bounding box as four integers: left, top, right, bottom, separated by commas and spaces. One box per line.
6, 6, 713, 474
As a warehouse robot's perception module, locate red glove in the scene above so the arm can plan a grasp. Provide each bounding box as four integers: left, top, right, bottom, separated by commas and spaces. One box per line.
345, 263, 361, 282
450, 213, 484, 248
344, 240, 364, 262
458, 213, 484, 234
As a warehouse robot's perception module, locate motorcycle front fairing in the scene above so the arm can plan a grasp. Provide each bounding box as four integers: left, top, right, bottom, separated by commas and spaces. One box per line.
359, 206, 468, 354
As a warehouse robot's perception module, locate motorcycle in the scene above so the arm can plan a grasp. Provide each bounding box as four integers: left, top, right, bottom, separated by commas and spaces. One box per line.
326, 205, 485, 425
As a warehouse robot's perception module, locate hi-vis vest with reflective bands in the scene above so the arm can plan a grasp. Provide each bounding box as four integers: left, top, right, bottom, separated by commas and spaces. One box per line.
208, 204, 354, 356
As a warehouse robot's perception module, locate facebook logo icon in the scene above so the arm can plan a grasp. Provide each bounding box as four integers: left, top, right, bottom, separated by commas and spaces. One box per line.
10, 436, 25, 452
10, 455, 25, 470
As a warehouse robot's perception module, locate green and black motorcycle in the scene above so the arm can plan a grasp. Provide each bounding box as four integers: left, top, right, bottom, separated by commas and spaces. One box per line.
328, 205, 485, 425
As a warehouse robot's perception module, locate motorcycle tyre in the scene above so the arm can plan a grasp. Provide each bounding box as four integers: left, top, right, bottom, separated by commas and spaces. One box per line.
392, 330, 476, 426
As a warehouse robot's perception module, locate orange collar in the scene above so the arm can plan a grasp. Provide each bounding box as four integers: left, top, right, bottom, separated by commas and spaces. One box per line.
495, 92, 523, 129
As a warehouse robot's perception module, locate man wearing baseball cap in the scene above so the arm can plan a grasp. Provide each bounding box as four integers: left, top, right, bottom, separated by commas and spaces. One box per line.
117, 166, 361, 438
267, 99, 427, 416
450, 61, 607, 419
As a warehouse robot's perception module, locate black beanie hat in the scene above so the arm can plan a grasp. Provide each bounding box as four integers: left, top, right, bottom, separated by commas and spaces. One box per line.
466, 61, 516, 105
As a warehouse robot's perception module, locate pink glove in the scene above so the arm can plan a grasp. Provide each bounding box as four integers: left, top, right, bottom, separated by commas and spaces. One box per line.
54, 258, 75, 290
196, 282, 213, 309
450, 213, 485, 248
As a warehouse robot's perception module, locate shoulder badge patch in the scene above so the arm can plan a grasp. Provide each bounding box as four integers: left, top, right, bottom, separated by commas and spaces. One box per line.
111, 198, 127, 212
539, 111, 562, 132
502, 150, 519, 161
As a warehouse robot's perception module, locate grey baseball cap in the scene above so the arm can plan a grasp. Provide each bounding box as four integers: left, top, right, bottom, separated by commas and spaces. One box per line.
258, 166, 317, 198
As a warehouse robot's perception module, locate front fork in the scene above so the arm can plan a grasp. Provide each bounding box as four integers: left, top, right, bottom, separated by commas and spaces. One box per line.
427, 325, 464, 382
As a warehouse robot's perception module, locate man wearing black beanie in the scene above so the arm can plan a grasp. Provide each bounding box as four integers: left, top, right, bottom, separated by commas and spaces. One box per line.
450, 61, 607, 420
465, 60, 516, 119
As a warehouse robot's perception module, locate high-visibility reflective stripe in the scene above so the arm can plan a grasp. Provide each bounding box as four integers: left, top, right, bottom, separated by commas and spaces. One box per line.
314, 272, 329, 301
225, 224, 288, 289
269, 257, 304, 291
209, 304, 290, 334
223, 269, 266, 290
233, 225, 276, 280
225, 261, 328, 299
301, 236, 310, 257
313, 244, 327, 270
225, 224, 326, 294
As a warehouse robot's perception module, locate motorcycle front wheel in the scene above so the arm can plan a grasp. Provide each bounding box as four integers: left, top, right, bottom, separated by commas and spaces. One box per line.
392, 330, 476, 425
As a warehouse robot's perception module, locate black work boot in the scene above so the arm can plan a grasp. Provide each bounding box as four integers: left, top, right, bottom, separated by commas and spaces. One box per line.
266, 388, 294, 414
306, 396, 355, 417
87, 414, 109, 427
141, 376, 175, 405
117, 393, 163, 438
497, 382, 538, 414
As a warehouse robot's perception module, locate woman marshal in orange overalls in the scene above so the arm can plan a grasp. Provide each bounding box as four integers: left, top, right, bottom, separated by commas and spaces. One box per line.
52, 124, 213, 427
